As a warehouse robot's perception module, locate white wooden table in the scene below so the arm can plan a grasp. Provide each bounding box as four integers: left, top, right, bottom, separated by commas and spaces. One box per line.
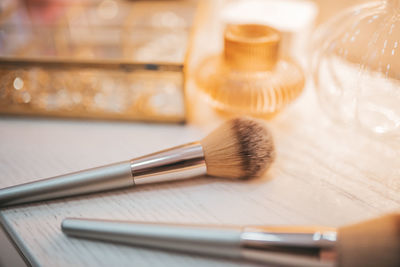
1, 0, 399, 266
1, 79, 399, 267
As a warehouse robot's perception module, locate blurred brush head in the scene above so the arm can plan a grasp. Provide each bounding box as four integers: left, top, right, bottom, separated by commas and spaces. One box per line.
201, 117, 275, 180
338, 213, 400, 267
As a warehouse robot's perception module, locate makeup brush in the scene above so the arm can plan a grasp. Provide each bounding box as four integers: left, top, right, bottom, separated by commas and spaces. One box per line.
0, 117, 275, 207
62, 214, 400, 267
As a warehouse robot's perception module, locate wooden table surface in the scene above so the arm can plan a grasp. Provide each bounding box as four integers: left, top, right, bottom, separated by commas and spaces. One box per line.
1, 0, 399, 266
1, 78, 400, 267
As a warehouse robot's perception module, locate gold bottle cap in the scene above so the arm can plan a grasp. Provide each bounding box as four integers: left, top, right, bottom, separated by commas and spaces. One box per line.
224, 24, 280, 71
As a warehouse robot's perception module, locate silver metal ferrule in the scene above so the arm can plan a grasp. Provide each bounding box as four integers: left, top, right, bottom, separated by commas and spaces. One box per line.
240, 226, 338, 267
130, 142, 207, 185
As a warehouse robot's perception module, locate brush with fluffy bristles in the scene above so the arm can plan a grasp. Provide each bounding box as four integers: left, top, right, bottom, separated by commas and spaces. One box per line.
201, 117, 275, 179
0, 117, 275, 207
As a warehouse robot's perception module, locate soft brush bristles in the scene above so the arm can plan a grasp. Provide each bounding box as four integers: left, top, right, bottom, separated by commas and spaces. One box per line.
200, 117, 275, 179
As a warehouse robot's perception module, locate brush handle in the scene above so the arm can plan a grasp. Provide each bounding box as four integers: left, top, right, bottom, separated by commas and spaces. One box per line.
0, 161, 133, 207
337, 213, 400, 267
0, 142, 206, 207
62, 218, 337, 267
62, 218, 243, 258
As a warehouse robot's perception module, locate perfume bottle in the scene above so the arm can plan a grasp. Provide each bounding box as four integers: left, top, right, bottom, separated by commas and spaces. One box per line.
313, 0, 400, 138
195, 24, 305, 117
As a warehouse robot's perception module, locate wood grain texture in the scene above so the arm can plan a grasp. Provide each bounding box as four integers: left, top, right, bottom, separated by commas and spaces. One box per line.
1, 1, 400, 266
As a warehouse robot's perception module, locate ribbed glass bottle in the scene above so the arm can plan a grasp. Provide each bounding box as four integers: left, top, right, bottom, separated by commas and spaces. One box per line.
195, 24, 305, 117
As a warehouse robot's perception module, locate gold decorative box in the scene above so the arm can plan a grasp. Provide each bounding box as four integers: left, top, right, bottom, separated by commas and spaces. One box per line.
0, 0, 197, 123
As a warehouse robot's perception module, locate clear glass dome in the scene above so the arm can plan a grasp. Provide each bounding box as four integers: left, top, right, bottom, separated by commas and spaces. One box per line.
313, 0, 400, 138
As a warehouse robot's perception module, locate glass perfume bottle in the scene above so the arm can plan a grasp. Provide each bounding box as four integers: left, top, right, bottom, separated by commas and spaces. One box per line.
195, 24, 305, 117
313, 0, 400, 138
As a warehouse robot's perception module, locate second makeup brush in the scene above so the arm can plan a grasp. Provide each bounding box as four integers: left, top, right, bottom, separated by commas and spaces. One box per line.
0, 117, 275, 207
62, 214, 400, 267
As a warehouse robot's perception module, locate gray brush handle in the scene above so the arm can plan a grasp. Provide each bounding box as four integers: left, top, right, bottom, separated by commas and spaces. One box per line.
0, 142, 206, 207
62, 218, 243, 258
61, 218, 337, 267
0, 161, 133, 207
